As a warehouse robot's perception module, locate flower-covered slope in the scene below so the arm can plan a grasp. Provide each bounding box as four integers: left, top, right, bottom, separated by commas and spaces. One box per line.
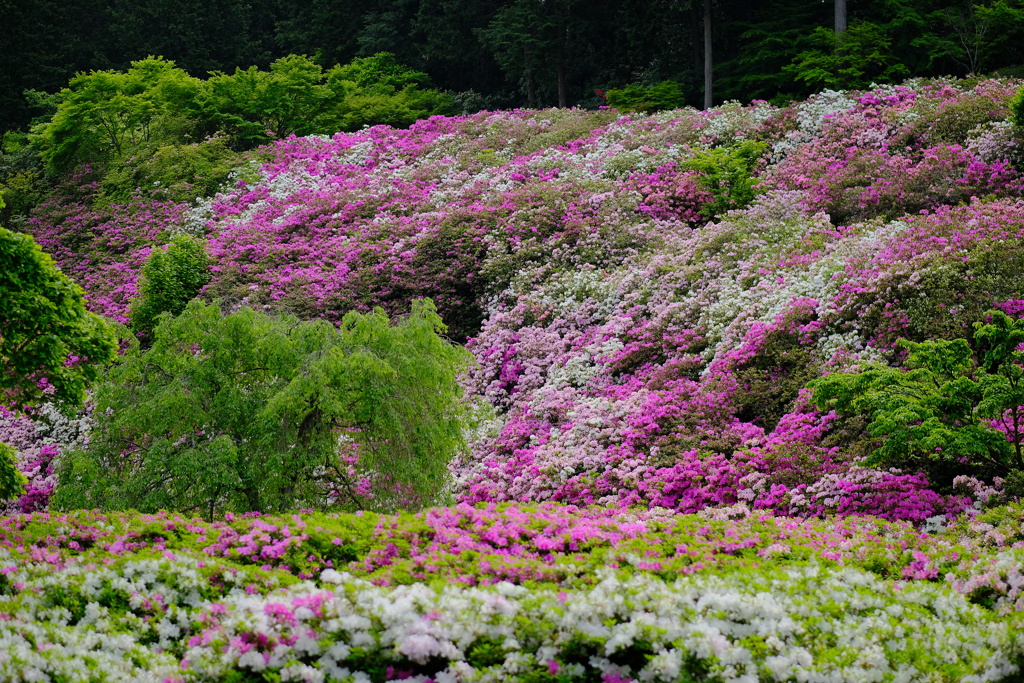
2, 504, 1024, 682
10, 78, 1024, 521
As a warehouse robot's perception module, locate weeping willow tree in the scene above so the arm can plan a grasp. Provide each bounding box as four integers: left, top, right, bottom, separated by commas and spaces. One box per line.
53, 298, 472, 516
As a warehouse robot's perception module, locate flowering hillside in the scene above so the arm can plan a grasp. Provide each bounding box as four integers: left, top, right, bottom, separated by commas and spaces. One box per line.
4, 77, 1024, 681
19, 77, 1024, 520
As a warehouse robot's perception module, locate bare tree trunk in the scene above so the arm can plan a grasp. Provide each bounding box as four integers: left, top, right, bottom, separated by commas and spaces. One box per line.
703, 0, 712, 110
835, 0, 847, 34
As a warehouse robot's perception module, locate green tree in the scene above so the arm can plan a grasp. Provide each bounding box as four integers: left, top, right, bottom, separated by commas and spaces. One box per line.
31, 57, 204, 173
53, 298, 472, 516
477, 0, 592, 107
204, 54, 349, 146
128, 234, 211, 341
785, 20, 910, 91
0, 195, 119, 409
809, 310, 1024, 479
334, 53, 456, 130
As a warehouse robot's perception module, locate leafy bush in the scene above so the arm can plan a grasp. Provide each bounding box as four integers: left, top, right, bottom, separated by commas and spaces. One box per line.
604, 81, 688, 113
128, 234, 211, 340
1011, 84, 1024, 128
0, 441, 26, 501
54, 298, 471, 516
100, 135, 240, 204
809, 310, 1024, 480
682, 141, 767, 220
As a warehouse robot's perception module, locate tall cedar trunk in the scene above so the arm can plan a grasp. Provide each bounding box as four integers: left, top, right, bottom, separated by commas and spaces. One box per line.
556, 13, 568, 107
557, 63, 567, 107
703, 0, 712, 110
835, 0, 847, 34
524, 46, 537, 107
691, 3, 702, 96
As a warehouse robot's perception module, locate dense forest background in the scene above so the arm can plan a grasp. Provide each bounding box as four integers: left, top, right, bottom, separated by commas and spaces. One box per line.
4, 0, 1024, 132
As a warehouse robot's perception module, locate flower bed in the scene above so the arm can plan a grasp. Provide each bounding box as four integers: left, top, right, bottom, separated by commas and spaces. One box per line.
2, 503, 1024, 681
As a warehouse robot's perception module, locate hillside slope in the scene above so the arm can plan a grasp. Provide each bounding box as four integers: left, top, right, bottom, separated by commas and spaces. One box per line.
15, 77, 1024, 521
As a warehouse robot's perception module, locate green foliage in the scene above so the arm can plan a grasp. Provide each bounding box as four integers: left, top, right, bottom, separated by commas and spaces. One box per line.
128, 234, 211, 340
0, 442, 27, 501
54, 298, 472, 516
0, 133, 49, 225
809, 311, 1024, 477
683, 141, 767, 220
1011, 85, 1024, 129
334, 53, 456, 131
32, 57, 205, 173
785, 21, 910, 91
100, 135, 241, 204
30, 53, 454, 177
604, 81, 687, 113
336, 52, 431, 90
204, 54, 349, 146
0, 209, 119, 409
936, 1, 1024, 75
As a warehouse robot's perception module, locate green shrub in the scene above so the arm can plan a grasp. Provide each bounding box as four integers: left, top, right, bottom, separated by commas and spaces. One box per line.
128, 234, 211, 341
0, 442, 26, 501
809, 310, 1024, 480
101, 136, 240, 204
684, 141, 767, 220
605, 81, 688, 113
1010, 85, 1024, 128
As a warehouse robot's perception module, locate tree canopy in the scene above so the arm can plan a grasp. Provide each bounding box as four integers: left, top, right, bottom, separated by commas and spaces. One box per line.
29, 54, 455, 173
6, 0, 1024, 131
0, 195, 119, 410
53, 298, 473, 516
